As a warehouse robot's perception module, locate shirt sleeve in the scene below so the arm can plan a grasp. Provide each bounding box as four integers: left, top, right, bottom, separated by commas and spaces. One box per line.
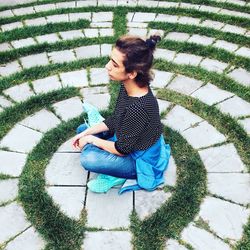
115, 105, 149, 155
103, 115, 116, 134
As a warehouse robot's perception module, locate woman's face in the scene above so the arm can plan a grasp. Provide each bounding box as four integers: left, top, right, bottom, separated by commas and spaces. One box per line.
105, 47, 129, 82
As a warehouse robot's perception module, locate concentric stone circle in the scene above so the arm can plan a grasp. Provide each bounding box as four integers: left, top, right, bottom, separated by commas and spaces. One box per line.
0, 0, 249, 249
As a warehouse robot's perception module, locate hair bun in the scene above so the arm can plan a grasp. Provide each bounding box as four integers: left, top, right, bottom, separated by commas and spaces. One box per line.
145, 35, 161, 51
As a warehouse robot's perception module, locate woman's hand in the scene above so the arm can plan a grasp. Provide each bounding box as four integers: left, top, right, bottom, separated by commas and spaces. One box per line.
72, 132, 87, 150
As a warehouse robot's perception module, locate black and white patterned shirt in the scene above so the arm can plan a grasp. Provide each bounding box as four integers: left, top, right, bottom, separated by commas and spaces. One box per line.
104, 84, 162, 155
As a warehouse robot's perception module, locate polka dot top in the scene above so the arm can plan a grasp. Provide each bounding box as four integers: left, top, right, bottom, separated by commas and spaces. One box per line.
104, 84, 163, 155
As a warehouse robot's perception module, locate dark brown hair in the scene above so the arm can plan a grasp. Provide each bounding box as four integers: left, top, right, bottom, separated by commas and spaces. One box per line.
115, 34, 161, 88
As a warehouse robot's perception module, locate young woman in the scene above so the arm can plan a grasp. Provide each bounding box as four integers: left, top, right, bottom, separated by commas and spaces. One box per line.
72, 34, 171, 194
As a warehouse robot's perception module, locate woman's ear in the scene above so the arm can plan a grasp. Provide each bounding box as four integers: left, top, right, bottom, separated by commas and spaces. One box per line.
128, 71, 137, 79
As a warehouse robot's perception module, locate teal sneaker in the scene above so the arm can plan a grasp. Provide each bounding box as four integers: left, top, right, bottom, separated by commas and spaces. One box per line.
87, 174, 126, 193
83, 102, 105, 127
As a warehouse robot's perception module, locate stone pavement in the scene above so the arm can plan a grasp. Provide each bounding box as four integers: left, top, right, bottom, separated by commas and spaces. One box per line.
0, 0, 250, 249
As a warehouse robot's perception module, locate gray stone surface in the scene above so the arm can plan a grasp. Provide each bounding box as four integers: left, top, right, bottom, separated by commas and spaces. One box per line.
181, 223, 231, 250
235, 47, 250, 58
216, 96, 250, 118
83, 28, 99, 38
154, 14, 179, 23
99, 28, 114, 37
198, 143, 245, 172
45, 152, 87, 185
0, 124, 43, 153
57, 136, 80, 153
20, 53, 49, 69
177, 16, 201, 25
90, 22, 112, 28
60, 69, 88, 88
207, 173, 250, 205
0, 151, 27, 177
154, 48, 176, 61
173, 53, 202, 67
213, 40, 239, 52
52, 97, 83, 121
167, 75, 203, 95
46, 14, 69, 24
157, 99, 172, 114
34, 3, 56, 12
76, 1, 97, 7
89, 68, 109, 85
36, 33, 60, 44
165, 32, 190, 42
132, 12, 156, 22
82, 92, 110, 110
118, 0, 138, 7
25, 17, 47, 27
0, 42, 12, 52
1, 22, 23, 32
162, 105, 203, 132
75, 45, 100, 59
182, 121, 226, 149
239, 118, 250, 134
46, 186, 85, 219
0, 10, 14, 18
0, 96, 13, 108
164, 156, 177, 187
135, 190, 171, 220
191, 83, 234, 105
101, 44, 112, 56
69, 12, 91, 22
199, 5, 221, 13
19, 109, 61, 133
92, 12, 113, 22
200, 58, 228, 73
56, 1, 75, 9
48, 50, 76, 64
200, 20, 225, 30
0, 202, 30, 243
0, 61, 21, 77
158, 2, 179, 8
5, 226, 45, 250
222, 24, 246, 35
83, 231, 133, 250
227, 68, 250, 87
188, 34, 215, 46
11, 38, 36, 49
151, 70, 174, 88
127, 22, 148, 28
12, 6, 35, 15
128, 28, 147, 37
59, 30, 85, 40
165, 239, 188, 250
0, 179, 18, 203
198, 196, 250, 241
3, 82, 35, 103
179, 2, 200, 9
138, 0, 159, 7
86, 189, 133, 229
32, 75, 62, 94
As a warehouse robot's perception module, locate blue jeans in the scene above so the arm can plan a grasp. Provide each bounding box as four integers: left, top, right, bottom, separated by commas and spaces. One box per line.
77, 124, 137, 179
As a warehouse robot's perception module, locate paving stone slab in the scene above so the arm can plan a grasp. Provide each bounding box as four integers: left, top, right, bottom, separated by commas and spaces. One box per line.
235, 47, 250, 58
56, 1, 75, 9
219, 9, 250, 19
181, 223, 231, 250
191, 83, 234, 105
128, 28, 148, 37
157, 99, 172, 114
57, 136, 80, 153
25, 17, 47, 26
11, 37, 37, 49
132, 12, 156, 22
165, 32, 190, 42
165, 239, 188, 250
200, 58, 228, 73
213, 40, 239, 52
154, 48, 176, 61
75, 45, 100, 59
19, 109, 61, 133
82, 92, 110, 110
0, 96, 13, 108
200, 20, 225, 30
69, 12, 91, 22
173, 53, 202, 67
52, 97, 83, 121
207, 173, 250, 205
0, 179, 18, 203
98, 0, 117, 7
83, 231, 133, 250
34, 3, 56, 12
5, 226, 45, 250
3, 82, 35, 103
32, 75, 62, 94
76, 1, 97, 7
158, 2, 179, 8
138, 0, 159, 7
101, 44, 112, 56
0, 42, 12, 52
80, 86, 109, 95
151, 70, 174, 88
182, 121, 226, 149
199, 5, 221, 13
154, 14, 179, 23
135, 190, 171, 220
99, 28, 114, 37
0, 124, 43, 153
1, 22, 23, 32
227, 67, 250, 87
45, 152, 87, 185
0, 151, 27, 177
12, 6, 35, 15
36, 33, 60, 44
86, 189, 133, 229
46, 186, 85, 219
83, 28, 99, 38
20, 53, 49, 69
238, 118, 250, 134
162, 105, 203, 132
197, 196, 250, 241
0, 61, 21, 77
179, 2, 200, 9
60, 69, 88, 88
92, 12, 113, 22
198, 143, 245, 172
221, 24, 246, 35
118, 0, 138, 7
188, 34, 215, 46
59, 29, 84, 40
0, 10, 14, 18
46, 14, 69, 24
89, 68, 109, 85
167, 75, 203, 95
177, 16, 201, 25
163, 156, 177, 187
48, 50, 76, 64
216, 96, 250, 118
90, 22, 112, 28
0, 202, 30, 243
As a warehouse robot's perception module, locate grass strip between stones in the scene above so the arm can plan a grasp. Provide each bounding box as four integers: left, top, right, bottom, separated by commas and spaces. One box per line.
130, 126, 207, 250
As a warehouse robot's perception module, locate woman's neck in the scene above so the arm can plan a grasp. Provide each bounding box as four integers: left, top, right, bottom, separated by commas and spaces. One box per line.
123, 79, 148, 97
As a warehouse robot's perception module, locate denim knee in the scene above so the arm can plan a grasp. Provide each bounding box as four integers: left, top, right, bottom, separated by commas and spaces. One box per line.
80, 146, 98, 172
76, 123, 88, 134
